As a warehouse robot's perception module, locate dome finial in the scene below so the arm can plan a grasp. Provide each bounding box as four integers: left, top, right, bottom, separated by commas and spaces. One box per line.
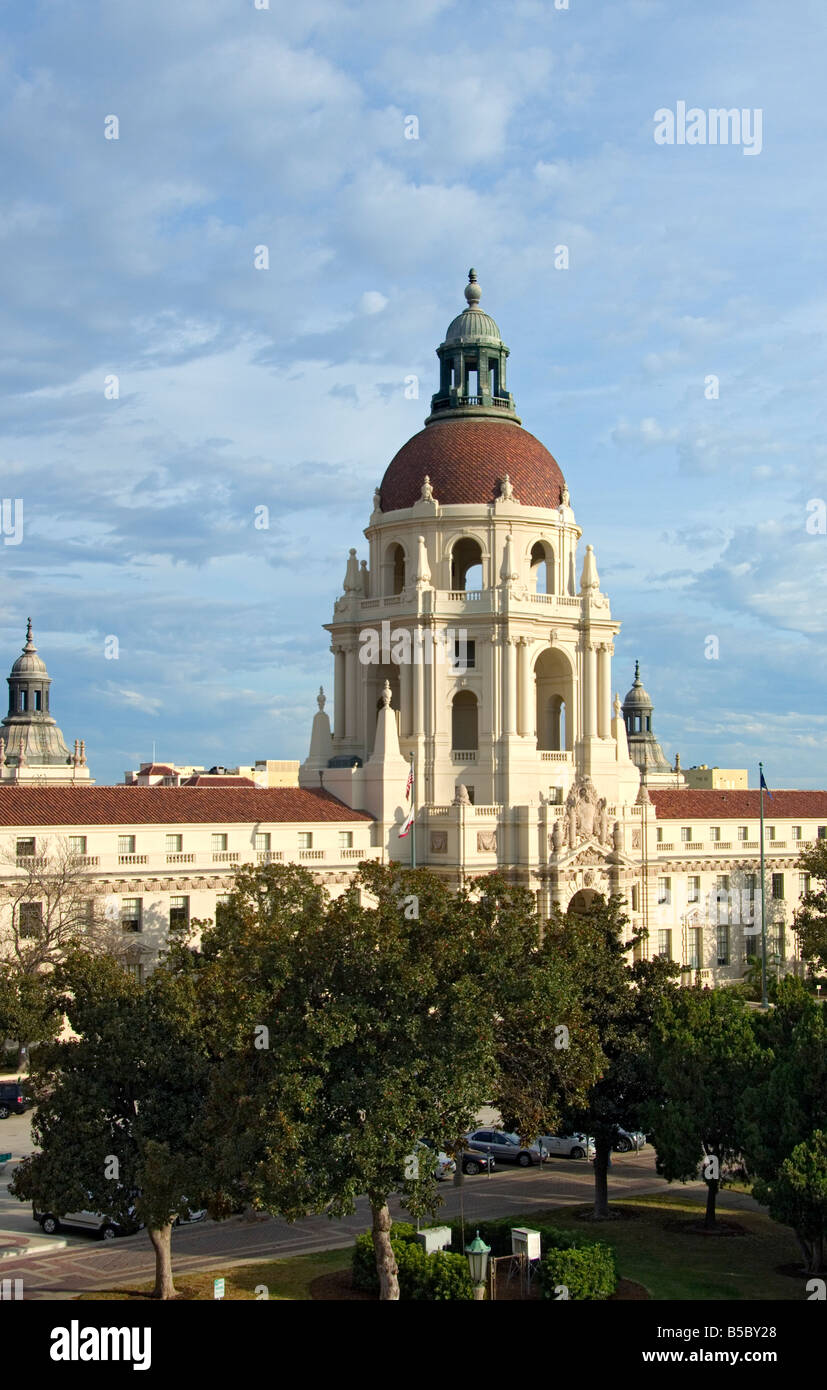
25, 618, 34, 650
634, 658, 641, 683
464, 268, 482, 308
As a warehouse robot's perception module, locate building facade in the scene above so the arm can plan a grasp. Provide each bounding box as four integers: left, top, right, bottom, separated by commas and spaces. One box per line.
0, 274, 823, 986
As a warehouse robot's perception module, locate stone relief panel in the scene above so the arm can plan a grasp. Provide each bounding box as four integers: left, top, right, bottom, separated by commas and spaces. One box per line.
430, 831, 448, 854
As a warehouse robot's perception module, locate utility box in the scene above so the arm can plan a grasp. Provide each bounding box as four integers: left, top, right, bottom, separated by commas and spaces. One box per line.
416, 1226, 452, 1254
511, 1227, 542, 1261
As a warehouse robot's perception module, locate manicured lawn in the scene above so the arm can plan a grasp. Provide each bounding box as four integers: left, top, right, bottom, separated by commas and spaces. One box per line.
532, 1190, 803, 1301
76, 1190, 806, 1301
75, 1246, 352, 1301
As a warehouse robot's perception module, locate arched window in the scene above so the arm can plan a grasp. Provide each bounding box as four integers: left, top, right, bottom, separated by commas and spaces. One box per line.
530, 540, 554, 594
535, 648, 574, 751
383, 543, 406, 596
450, 537, 483, 592
451, 690, 478, 752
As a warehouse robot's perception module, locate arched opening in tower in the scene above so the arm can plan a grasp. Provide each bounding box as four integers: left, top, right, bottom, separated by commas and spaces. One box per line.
451, 690, 478, 752
530, 540, 555, 594
382, 543, 406, 596
450, 537, 483, 592
534, 648, 574, 751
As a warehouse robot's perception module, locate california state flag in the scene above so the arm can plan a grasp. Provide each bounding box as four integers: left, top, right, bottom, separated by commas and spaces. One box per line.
399, 762, 414, 837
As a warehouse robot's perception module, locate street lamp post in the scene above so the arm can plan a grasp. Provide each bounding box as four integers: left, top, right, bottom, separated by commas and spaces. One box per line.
465, 1230, 491, 1301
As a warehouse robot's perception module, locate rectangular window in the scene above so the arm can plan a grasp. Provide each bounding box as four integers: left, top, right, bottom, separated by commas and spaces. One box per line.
254, 832, 271, 852
791, 826, 802, 841
818, 826, 827, 840
118, 835, 136, 855
656, 827, 664, 843
687, 875, 700, 904
18, 901, 43, 938
165, 834, 183, 853
687, 928, 701, 970
216, 893, 231, 923
453, 638, 476, 668
772, 873, 785, 901
709, 826, 721, 843
765, 825, 776, 841
737, 825, 748, 841
716, 924, 730, 966
656, 930, 672, 959
657, 876, 671, 905
631, 883, 640, 912
799, 872, 811, 896
716, 874, 730, 923
338, 831, 353, 849
125, 963, 144, 985
121, 898, 142, 933
16, 837, 36, 857
298, 832, 313, 850
680, 827, 692, 843
169, 895, 189, 930
465, 785, 475, 805
211, 833, 228, 852
34, 690, 42, 711
67, 836, 87, 855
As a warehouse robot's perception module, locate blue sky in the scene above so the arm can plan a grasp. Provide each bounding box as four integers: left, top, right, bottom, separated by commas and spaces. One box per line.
1, 0, 825, 787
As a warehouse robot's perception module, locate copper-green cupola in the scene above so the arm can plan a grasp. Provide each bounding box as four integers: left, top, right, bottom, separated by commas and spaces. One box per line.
426, 269, 520, 424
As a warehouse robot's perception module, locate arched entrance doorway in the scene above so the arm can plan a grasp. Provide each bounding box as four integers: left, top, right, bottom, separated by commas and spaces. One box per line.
568, 889, 599, 914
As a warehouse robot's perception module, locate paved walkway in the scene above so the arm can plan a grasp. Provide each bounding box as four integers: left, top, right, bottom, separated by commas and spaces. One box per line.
2, 1152, 674, 1299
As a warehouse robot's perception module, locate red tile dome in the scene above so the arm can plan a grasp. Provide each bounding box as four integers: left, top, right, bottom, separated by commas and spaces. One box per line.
379, 418, 566, 512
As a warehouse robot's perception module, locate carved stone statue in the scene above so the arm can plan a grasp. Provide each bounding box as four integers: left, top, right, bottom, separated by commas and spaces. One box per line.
612, 820, 622, 853
317, 686, 326, 711
373, 487, 382, 512
452, 783, 471, 806
565, 776, 600, 845
597, 797, 609, 845
551, 819, 562, 853
500, 473, 514, 500
421, 474, 434, 501
380, 679, 392, 708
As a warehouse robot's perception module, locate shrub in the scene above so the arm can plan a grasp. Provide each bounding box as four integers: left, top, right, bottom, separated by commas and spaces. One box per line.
444, 1216, 585, 1258
539, 1242, 617, 1300
351, 1222, 472, 1299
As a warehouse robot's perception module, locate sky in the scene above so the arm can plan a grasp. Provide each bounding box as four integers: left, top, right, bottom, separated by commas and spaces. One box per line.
0, 0, 825, 787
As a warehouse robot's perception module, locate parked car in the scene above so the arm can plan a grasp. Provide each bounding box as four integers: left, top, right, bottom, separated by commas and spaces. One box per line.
0, 1082, 30, 1119
465, 1129, 545, 1166
414, 1139, 456, 1181
613, 1128, 646, 1152
460, 1149, 496, 1176
33, 1201, 142, 1240
538, 1132, 595, 1160
172, 1203, 208, 1225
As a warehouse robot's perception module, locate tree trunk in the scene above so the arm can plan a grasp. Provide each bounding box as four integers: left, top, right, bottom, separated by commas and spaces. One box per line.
593, 1137, 611, 1218
370, 1199, 399, 1301
704, 1177, 718, 1230
795, 1229, 822, 1275
148, 1222, 177, 1300
16, 1041, 29, 1073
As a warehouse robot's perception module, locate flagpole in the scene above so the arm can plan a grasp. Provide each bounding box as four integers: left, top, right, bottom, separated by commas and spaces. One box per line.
410, 751, 416, 870
759, 761, 768, 1008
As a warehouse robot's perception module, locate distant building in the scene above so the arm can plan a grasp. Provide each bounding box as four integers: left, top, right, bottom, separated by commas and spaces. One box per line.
0, 620, 92, 785
683, 765, 749, 790
124, 759, 299, 788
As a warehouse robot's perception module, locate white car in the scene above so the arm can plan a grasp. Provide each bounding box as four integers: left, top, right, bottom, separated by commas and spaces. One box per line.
538, 1133, 595, 1160
413, 1139, 456, 1181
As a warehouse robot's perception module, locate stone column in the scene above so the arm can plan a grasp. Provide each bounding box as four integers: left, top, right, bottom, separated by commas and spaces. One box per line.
503, 637, 518, 736
518, 637, 533, 738
582, 639, 596, 738
333, 647, 346, 740
597, 642, 612, 739
345, 641, 358, 740
412, 630, 424, 737
400, 645, 412, 739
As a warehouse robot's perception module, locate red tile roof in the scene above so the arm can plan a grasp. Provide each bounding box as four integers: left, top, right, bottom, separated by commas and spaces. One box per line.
379, 418, 566, 511
650, 789, 827, 819
0, 786, 372, 827
140, 765, 177, 775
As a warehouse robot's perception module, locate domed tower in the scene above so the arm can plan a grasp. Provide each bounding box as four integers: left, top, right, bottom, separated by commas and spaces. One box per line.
0, 620, 92, 783
621, 661, 681, 787
303, 271, 644, 896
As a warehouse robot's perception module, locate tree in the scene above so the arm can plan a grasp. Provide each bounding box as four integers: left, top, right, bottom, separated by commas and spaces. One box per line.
10, 949, 215, 1299
0, 838, 121, 974
545, 894, 679, 1218
753, 1131, 827, 1274
792, 841, 827, 976
194, 861, 503, 1299
740, 975, 827, 1243
646, 985, 760, 1228
0, 964, 62, 1069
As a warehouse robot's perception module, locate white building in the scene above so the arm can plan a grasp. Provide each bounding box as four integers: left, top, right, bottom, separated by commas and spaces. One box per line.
0, 272, 823, 985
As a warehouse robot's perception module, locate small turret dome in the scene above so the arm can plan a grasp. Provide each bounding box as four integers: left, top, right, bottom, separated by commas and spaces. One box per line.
11, 619, 48, 677
622, 660, 653, 711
